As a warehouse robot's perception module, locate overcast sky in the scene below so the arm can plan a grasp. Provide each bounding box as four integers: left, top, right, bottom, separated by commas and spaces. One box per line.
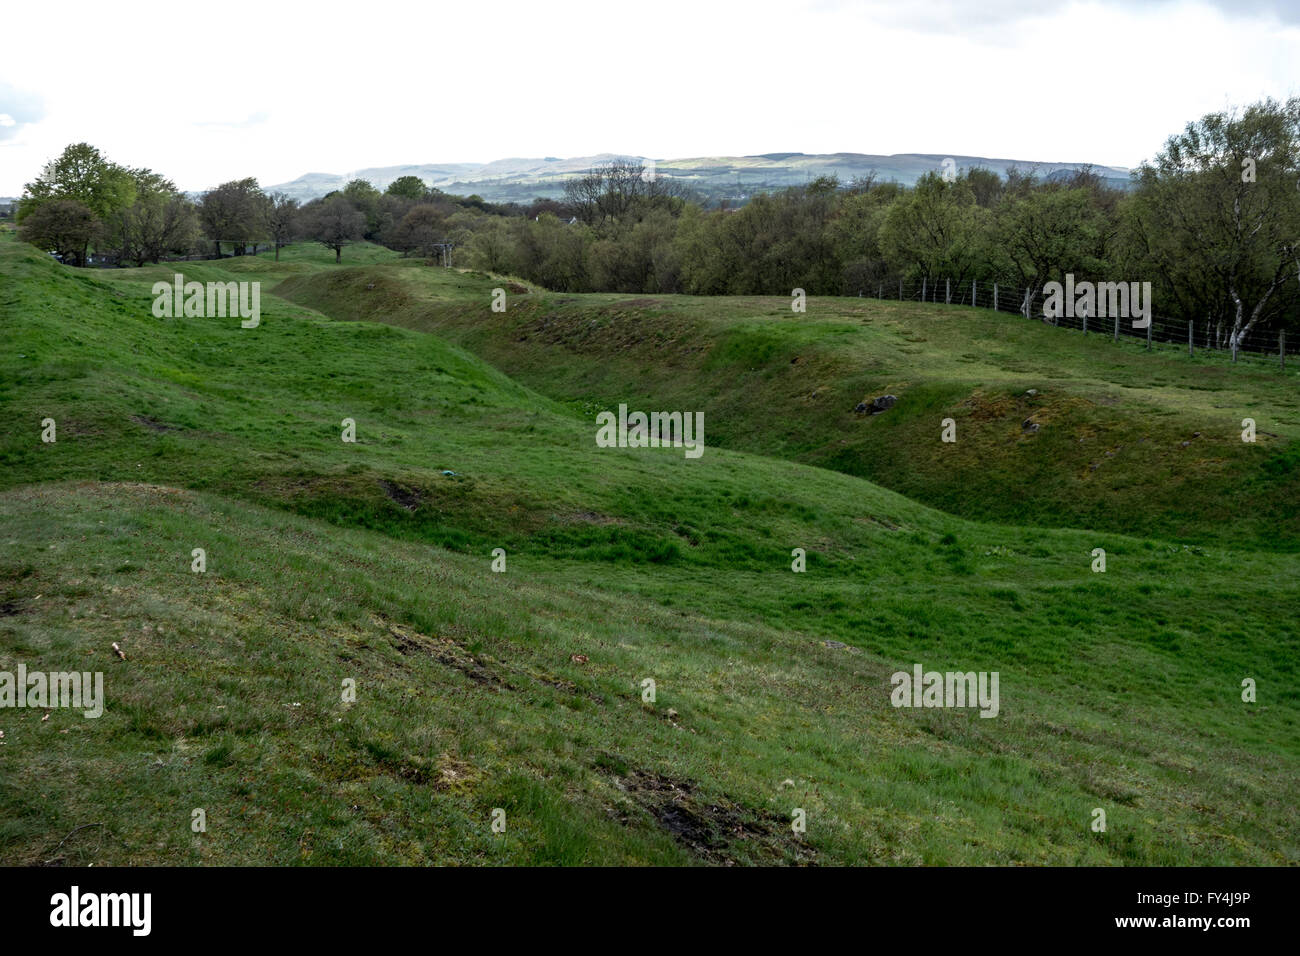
1, 0, 1297, 195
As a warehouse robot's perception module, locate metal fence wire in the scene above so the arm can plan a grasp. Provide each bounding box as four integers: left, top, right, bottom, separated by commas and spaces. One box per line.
860, 277, 1292, 369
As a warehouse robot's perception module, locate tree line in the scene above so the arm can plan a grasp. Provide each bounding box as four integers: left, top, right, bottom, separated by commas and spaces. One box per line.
451, 98, 1300, 352
14, 97, 1300, 350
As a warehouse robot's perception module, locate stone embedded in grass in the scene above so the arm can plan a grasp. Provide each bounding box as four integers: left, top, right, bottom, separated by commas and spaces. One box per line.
855, 395, 897, 415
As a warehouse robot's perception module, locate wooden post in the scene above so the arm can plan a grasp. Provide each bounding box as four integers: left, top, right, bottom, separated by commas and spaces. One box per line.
945, 278, 951, 304
993, 282, 998, 311
1146, 317, 1152, 350
1188, 320, 1193, 357
899, 278, 903, 301
922, 277, 927, 302
972, 279, 976, 308
1113, 313, 1119, 343
1281, 329, 1287, 371
878, 283, 883, 299
1083, 311, 1088, 336
1232, 334, 1238, 363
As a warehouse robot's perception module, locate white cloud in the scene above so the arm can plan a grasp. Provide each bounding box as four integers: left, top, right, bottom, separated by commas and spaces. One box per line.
0, 0, 1296, 193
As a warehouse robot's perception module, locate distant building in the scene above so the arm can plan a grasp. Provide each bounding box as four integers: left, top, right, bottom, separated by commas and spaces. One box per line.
0, 199, 19, 218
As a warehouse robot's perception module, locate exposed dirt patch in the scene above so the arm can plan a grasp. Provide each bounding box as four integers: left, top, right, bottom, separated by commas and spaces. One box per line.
378, 479, 422, 512
554, 510, 621, 526
961, 391, 1019, 422
607, 767, 813, 865
131, 415, 178, 432
380, 617, 513, 690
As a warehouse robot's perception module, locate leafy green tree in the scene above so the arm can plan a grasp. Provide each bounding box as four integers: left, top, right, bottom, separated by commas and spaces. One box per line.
198, 178, 266, 257
19, 143, 135, 222
1122, 97, 1300, 349
302, 195, 366, 263
386, 176, 427, 200
878, 172, 989, 284
828, 181, 902, 292
343, 179, 387, 239
993, 185, 1111, 291
18, 199, 102, 266
390, 204, 449, 258
265, 192, 300, 261
113, 170, 198, 265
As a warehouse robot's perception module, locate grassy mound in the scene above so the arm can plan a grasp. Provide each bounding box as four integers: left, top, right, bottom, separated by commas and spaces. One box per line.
1, 235, 1295, 865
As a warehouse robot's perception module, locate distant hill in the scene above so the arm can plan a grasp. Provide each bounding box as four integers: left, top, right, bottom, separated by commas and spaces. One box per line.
265, 152, 1132, 203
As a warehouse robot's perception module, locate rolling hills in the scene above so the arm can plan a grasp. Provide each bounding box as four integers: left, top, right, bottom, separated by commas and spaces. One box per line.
0, 232, 1295, 865
264, 152, 1132, 203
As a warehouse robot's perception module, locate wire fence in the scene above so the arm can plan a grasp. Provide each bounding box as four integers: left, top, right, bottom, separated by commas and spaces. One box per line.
861, 277, 1293, 370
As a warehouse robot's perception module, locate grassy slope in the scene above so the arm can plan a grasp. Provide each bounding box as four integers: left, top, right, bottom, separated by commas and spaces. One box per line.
276, 261, 1300, 551
1, 233, 1296, 865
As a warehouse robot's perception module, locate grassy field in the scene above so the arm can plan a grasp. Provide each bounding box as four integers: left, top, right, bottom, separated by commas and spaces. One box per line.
275, 260, 1300, 551
1, 231, 1296, 865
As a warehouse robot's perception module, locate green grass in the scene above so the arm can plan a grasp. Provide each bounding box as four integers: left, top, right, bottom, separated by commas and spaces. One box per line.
0, 233, 1296, 865
275, 260, 1300, 550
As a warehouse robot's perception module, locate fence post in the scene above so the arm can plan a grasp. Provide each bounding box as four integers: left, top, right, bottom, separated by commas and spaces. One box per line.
972, 279, 976, 308
946, 278, 951, 304
1232, 334, 1238, 363
1282, 329, 1287, 371
1113, 313, 1119, 343
878, 283, 883, 299
1083, 310, 1088, 336
922, 277, 926, 302
1146, 317, 1152, 351
899, 279, 903, 301
1188, 320, 1193, 357
993, 282, 998, 311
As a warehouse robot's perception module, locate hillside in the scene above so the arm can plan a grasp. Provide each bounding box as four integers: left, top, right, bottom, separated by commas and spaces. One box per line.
276, 261, 1300, 551
264, 152, 1132, 203
0, 234, 1295, 865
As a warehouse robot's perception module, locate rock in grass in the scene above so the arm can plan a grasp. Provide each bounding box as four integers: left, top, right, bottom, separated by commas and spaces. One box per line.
855, 395, 897, 415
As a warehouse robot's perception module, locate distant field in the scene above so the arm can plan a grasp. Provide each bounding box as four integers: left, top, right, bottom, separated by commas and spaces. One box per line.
1, 235, 1295, 865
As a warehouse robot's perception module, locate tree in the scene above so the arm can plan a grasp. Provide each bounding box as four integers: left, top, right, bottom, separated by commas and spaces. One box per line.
465, 217, 515, 274
1123, 97, 1300, 350
18, 200, 101, 266
109, 169, 198, 266
198, 178, 266, 257
19, 143, 135, 222
343, 179, 386, 239
877, 172, 989, 285
828, 180, 902, 292
390, 204, 449, 259
302, 195, 366, 262
265, 192, 300, 261
994, 185, 1111, 292
386, 176, 427, 200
